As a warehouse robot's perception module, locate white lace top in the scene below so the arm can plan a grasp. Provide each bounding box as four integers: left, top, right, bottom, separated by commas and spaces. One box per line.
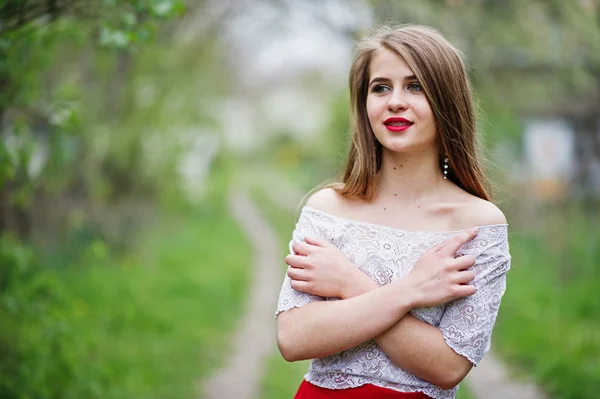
276, 206, 511, 399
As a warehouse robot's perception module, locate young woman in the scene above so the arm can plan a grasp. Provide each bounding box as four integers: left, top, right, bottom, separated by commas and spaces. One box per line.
275, 25, 510, 399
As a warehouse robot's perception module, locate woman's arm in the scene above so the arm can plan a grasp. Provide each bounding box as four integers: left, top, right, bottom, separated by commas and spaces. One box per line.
337, 203, 509, 389
344, 275, 472, 390
380, 249, 510, 390
287, 227, 510, 390
277, 277, 414, 361
277, 230, 477, 364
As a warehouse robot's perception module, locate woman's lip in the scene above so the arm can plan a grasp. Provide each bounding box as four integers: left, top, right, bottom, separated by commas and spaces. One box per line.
384, 117, 413, 124
385, 124, 411, 132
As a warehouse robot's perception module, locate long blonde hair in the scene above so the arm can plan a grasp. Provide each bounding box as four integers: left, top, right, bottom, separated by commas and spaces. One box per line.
330, 24, 491, 201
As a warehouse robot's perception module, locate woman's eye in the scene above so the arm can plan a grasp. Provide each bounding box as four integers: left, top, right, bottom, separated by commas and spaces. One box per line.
407, 82, 422, 92
373, 84, 391, 93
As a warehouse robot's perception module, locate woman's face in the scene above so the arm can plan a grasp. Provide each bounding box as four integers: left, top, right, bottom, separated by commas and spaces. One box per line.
366, 48, 437, 155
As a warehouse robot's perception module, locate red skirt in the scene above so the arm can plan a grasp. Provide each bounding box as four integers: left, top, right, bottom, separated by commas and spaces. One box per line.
294, 380, 431, 398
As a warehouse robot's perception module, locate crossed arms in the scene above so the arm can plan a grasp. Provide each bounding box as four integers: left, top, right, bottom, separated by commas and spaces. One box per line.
276, 230, 479, 390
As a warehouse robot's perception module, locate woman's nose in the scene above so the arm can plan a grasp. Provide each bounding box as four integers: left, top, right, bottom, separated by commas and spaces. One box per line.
387, 90, 408, 112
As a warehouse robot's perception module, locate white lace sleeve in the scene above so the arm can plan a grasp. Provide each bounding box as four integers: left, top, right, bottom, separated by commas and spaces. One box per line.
275, 209, 326, 318
438, 231, 511, 365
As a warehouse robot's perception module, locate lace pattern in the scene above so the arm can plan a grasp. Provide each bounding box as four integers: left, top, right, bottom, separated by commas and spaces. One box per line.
275, 206, 511, 399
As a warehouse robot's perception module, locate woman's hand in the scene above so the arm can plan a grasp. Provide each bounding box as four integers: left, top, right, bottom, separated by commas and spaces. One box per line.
285, 237, 377, 299
404, 228, 479, 308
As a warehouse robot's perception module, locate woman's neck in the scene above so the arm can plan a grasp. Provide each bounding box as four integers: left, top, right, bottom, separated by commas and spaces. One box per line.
376, 148, 447, 203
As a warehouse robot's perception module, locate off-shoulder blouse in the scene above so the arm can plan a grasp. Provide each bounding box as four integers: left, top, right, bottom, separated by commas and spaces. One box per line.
276, 206, 511, 399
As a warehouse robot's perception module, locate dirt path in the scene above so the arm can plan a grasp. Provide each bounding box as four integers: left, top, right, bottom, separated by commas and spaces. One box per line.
466, 352, 547, 399
201, 188, 282, 399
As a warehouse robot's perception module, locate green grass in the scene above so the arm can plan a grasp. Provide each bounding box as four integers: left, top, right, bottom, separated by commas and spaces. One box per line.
252, 187, 477, 399
62, 208, 250, 398
261, 355, 311, 399
0, 173, 251, 399
494, 205, 600, 399
456, 384, 476, 399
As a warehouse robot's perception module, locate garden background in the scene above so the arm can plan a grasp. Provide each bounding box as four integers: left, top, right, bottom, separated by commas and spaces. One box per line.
1, 1, 599, 398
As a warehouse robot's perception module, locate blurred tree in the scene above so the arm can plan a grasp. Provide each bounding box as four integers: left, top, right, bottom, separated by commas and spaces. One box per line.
0, 0, 187, 238
0, 3, 250, 398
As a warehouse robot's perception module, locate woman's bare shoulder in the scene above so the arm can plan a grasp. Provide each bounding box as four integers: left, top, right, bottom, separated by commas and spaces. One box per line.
304, 187, 349, 215
455, 196, 507, 228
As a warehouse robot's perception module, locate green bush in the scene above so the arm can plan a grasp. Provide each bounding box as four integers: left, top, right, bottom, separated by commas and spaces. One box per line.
0, 168, 251, 398
0, 234, 74, 398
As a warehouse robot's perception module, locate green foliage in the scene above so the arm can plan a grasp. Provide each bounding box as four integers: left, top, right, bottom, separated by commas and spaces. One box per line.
96, 0, 187, 49
0, 165, 251, 398
0, 4, 244, 396
0, 234, 73, 398
0, 0, 189, 220
495, 205, 600, 399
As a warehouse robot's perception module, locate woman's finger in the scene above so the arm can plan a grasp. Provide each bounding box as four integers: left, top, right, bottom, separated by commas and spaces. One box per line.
304, 236, 331, 248
437, 229, 478, 257
289, 279, 311, 293
453, 269, 475, 285
451, 254, 476, 270
287, 266, 309, 281
451, 283, 476, 298
427, 240, 446, 254
285, 254, 309, 268
292, 241, 313, 256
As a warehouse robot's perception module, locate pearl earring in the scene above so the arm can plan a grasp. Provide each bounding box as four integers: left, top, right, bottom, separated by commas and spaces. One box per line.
443, 157, 449, 179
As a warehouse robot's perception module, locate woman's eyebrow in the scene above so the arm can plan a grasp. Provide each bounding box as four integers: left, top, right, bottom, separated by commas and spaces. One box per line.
369, 77, 390, 86
369, 75, 418, 86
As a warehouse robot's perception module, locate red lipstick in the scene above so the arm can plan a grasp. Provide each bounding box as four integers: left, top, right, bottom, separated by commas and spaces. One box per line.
384, 117, 413, 132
